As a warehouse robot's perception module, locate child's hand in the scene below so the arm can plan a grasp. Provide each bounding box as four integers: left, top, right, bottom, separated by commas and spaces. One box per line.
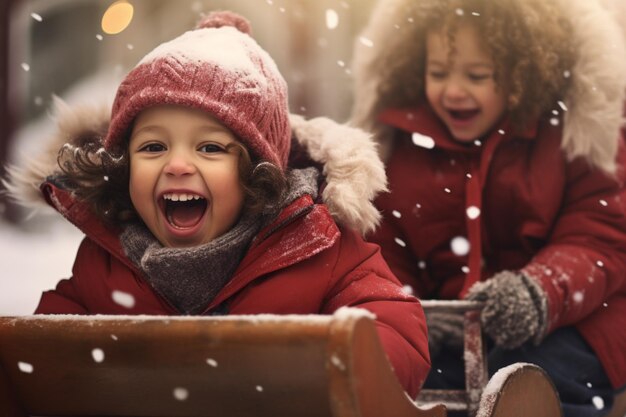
425, 311, 464, 356
465, 271, 548, 349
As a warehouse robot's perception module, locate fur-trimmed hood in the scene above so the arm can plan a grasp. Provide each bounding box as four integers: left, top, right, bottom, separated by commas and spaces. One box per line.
351, 0, 626, 172
4, 100, 387, 236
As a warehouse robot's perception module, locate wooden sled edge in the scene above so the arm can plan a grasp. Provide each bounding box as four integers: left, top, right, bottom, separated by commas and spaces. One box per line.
327, 311, 446, 417
476, 363, 562, 417
0, 311, 445, 417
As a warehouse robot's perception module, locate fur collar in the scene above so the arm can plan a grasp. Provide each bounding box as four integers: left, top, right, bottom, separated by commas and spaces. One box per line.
3, 100, 386, 236
351, 0, 626, 172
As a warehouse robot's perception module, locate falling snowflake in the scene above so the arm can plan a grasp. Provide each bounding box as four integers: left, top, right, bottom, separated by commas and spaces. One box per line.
30, 13, 43, 22
402, 285, 414, 295
550, 118, 559, 126
450, 236, 470, 256
206, 358, 218, 367
112, 290, 135, 309
111, 334, 118, 341
21, 63, 30, 72
325, 9, 339, 29
337, 60, 345, 67
411, 132, 435, 149
455, 8, 464, 15
465, 173, 472, 179
557, 101, 568, 111
392, 210, 402, 219
444, 188, 451, 194
572, 291, 584, 304
563, 70, 571, 78
474, 140, 482, 146
596, 260, 604, 268
592, 396, 604, 410
330, 355, 346, 371
599, 200, 608, 207
466, 206, 481, 219
173, 387, 189, 401
418, 261, 427, 270
18, 361, 34, 373
498, 129, 506, 135
461, 266, 470, 273
92, 348, 105, 363
394, 237, 407, 247
359, 36, 373, 47
256, 385, 264, 392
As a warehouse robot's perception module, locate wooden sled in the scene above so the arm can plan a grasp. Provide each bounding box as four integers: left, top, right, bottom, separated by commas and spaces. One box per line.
418, 301, 563, 417
0, 309, 445, 417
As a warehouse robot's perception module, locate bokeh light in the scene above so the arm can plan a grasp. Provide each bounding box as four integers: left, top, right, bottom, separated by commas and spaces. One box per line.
102, 1, 134, 35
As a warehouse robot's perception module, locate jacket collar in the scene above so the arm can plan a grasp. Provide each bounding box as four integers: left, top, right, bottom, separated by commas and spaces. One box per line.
377, 105, 537, 153
41, 180, 339, 311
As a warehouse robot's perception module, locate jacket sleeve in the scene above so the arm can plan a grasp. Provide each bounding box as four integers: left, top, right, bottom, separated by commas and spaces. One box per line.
321, 227, 431, 398
521, 142, 626, 334
34, 237, 91, 314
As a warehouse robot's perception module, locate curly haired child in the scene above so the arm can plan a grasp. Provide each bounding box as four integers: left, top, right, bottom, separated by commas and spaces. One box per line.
4, 11, 431, 397
351, 0, 626, 414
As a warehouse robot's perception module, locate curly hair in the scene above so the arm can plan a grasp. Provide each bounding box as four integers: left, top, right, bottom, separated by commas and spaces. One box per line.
57, 137, 287, 226
370, 0, 577, 132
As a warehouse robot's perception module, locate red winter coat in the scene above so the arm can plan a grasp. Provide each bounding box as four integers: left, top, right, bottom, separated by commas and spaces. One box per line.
370, 105, 626, 388
35, 179, 430, 397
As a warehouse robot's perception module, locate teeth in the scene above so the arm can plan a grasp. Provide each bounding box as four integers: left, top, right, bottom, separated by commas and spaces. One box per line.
163, 193, 204, 202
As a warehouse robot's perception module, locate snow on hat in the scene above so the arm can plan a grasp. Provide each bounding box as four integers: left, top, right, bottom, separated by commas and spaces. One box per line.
104, 11, 290, 170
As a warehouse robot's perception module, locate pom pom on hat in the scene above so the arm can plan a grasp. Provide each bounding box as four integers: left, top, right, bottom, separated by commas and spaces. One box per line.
196, 10, 252, 35
104, 10, 290, 170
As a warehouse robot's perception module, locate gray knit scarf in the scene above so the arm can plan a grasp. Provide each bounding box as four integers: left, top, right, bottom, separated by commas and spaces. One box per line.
120, 168, 319, 314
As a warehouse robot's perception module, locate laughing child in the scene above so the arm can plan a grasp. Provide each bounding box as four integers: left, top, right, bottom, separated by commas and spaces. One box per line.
5, 11, 430, 396
351, 0, 626, 414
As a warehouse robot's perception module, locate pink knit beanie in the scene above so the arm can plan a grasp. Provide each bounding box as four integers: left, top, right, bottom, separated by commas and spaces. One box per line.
104, 11, 290, 170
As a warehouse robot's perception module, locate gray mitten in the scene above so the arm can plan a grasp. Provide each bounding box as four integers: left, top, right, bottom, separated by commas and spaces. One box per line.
465, 271, 548, 349
425, 311, 465, 356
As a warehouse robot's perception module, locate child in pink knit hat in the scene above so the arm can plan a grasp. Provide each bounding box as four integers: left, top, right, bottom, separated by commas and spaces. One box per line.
5, 11, 430, 397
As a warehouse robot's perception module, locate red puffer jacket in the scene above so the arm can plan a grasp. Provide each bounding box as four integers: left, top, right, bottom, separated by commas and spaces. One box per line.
35, 179, 430, 397
371, 105, 626, 388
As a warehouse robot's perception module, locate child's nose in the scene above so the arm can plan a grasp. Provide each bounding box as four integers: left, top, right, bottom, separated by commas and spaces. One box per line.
443, 80, 469, 101
164, 154, 196, 176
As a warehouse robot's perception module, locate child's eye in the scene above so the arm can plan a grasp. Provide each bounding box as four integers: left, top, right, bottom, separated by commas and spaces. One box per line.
139, 143, 166, 153
428, 71, 447, 79
468, 73, 492, 81
199, 143, 226, 153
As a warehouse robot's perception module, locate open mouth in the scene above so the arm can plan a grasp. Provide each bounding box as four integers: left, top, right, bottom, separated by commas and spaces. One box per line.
161, 193, 208, 229
449, 109, 480, 121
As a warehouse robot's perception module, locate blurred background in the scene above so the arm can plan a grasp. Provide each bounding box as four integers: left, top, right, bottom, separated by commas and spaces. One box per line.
0, 0, 378, 315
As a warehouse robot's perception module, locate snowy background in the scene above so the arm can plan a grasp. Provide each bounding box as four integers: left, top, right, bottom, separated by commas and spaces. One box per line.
0, 211, 83, 315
